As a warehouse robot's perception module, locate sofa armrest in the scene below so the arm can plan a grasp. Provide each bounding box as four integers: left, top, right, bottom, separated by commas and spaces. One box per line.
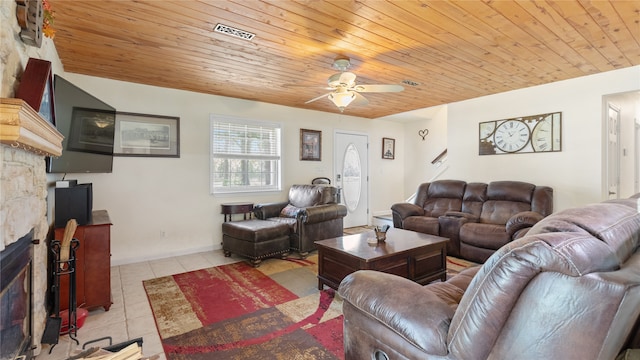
391, 203, 425, 228
338, 270, 453, 356
299, 204, 347, 224
253, 201, 288, 219
506, 211, 544, 238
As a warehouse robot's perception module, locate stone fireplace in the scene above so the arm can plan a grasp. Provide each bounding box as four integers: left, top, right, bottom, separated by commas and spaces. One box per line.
1, 98, 63, 355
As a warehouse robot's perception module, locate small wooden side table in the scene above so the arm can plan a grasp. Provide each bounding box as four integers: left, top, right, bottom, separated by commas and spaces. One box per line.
221, 202, 254, 222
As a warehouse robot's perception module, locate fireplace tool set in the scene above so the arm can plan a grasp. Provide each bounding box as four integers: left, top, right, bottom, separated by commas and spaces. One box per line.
42, 219, 80, 352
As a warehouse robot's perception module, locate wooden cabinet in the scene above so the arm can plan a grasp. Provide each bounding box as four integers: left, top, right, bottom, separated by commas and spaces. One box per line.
54, 210, 112, 311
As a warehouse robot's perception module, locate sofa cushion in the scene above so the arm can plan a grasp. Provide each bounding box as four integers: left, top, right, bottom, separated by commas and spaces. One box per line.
461, 182, 488, 217
420, 180, 466, 217
266, 217, 297, 232
221, 220, 290, 242
486, 181, 535, 202
288, 184, 339, 208
460, 223, 510, 250
480, 200, 531, 225
423, 266, 480, 310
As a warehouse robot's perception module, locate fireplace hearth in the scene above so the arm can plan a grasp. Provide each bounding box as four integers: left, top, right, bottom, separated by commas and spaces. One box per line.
0, 230, 34, 360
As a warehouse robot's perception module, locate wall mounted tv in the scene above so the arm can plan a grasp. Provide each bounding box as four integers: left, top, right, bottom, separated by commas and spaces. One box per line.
47, 75, 116, 173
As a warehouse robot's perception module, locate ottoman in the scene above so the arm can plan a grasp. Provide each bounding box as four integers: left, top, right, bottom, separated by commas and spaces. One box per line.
222, 220, 290, 267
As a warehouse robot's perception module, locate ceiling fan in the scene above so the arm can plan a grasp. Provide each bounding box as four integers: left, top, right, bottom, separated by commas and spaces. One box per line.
305, 57, 404, 112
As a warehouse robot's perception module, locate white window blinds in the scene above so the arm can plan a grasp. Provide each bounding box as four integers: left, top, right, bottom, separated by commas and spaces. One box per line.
210, 115, 281, 194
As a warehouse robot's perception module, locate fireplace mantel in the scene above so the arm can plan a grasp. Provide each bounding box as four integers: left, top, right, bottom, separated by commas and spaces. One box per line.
0, 98, 63, 157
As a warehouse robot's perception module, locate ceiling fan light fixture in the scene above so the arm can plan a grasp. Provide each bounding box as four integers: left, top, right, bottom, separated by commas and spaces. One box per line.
328, 72, 356, 88
332, 58, 351, 71
329, 91, 356, 112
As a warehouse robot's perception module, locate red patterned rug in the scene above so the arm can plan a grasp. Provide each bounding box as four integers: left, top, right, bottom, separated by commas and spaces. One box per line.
143, 254, 476, 359
143, 255, 344, 359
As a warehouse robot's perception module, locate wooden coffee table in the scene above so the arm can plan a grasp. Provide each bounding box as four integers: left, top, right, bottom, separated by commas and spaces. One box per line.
315, 228, 449, 290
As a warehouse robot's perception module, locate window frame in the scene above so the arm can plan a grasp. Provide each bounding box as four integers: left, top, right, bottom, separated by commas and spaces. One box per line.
210, 114, 282, 195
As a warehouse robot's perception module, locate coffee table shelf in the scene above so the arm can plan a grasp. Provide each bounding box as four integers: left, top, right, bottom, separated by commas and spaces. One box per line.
315, 228, 448, 290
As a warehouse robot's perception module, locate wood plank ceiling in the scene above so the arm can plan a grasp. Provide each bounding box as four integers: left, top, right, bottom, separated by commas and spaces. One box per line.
48, 0, 639, 119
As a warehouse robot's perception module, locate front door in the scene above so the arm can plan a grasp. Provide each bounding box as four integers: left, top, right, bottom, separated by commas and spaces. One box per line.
334, 132, 368, 227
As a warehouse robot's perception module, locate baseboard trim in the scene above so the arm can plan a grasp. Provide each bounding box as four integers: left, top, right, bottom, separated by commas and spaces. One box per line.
111, 244, 218, 266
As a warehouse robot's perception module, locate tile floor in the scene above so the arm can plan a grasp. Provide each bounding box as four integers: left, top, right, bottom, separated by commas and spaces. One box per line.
36, 249, 240, 360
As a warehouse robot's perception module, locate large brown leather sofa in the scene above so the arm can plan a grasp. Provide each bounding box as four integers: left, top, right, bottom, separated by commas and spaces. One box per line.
339, 196, 640, 360
254, 184, 347, 257
391, 180, 553, 263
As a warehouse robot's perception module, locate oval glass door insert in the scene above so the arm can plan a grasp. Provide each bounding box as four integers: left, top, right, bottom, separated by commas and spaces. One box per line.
342, 143, 362, 212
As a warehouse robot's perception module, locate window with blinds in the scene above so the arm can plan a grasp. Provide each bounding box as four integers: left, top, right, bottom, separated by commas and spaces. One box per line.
210, 115, 281, 194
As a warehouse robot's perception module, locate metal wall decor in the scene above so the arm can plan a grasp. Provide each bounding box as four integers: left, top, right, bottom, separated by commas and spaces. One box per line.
479, 112, 562, 155
418, 129, 429, 140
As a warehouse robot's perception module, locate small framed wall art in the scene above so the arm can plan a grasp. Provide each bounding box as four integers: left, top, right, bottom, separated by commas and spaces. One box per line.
300, 128, 321, 161
382, 137, 395, 159
479, 112, 562, 155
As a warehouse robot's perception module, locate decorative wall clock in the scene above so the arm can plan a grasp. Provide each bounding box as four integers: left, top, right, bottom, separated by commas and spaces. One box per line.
479, 112, 561, 155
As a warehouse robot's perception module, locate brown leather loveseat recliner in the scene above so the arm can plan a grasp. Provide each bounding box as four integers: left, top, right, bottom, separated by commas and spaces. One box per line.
392, 180, 553, 263
339, 196, 640, 360
253, 184, 347, 257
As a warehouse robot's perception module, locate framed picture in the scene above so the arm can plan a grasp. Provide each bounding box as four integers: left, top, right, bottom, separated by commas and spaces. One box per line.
114, 112, 180, 157
67, 107, 116, 155
382, 137, 395, 159
15, 58, 55, 124
300, 128, 321, 161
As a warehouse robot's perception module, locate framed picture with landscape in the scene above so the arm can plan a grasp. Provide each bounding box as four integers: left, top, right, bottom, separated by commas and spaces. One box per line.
382, 137, 395, 159
300, 128, 321, 161
114, 112, 180, 157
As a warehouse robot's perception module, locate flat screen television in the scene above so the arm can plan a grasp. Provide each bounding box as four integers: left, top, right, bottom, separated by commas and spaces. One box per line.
47, 75, 116, 173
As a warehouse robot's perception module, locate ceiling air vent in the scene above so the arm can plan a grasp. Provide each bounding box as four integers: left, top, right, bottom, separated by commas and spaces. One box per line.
214, 24, 255, 41
402, 80, 420, 87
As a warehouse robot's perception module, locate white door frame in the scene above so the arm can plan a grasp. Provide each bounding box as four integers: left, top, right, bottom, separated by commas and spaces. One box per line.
606, 102, 621, 199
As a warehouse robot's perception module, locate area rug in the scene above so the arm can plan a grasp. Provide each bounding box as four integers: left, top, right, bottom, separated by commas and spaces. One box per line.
144, 255, 344, 359
144, 253, 476, 360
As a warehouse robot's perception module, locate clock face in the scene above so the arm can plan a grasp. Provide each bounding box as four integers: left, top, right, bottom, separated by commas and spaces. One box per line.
532, 117, 552, 152
479, 121, 496, 139
494, 120, 530, 153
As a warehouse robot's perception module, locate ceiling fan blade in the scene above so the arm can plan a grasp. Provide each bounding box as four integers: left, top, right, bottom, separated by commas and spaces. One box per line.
305, 92, 332, 104
354, 84, 405, 93
352, 92, 369, 106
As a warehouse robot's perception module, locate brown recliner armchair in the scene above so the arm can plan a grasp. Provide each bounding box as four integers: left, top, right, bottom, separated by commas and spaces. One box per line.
339, 196, 640, 360
253, 184, 347, 257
